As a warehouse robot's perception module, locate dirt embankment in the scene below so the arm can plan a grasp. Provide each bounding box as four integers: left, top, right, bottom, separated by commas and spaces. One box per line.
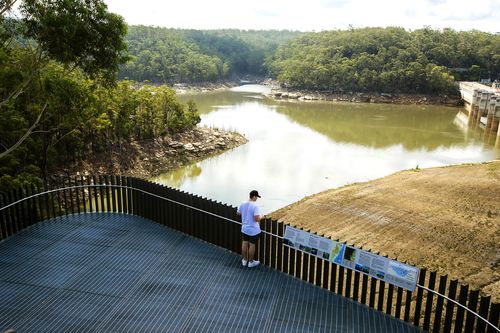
57, 127, 247, 179
270, 161, 500, 302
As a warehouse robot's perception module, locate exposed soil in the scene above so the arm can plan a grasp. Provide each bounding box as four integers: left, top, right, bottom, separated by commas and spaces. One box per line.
269, 161, 500, 302
56, 127, 247, 180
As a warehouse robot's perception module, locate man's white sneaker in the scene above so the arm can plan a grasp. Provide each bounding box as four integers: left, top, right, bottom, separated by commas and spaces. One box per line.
242, 259, 248, 267
248, 260, 260, 268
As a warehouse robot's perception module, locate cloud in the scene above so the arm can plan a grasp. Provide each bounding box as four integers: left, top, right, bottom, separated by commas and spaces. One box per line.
426, 0, 447, 4
321, 0, 350, 8
254, 8, 281, 17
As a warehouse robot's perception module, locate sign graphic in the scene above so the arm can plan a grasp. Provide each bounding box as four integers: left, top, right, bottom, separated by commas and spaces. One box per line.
283, 226, 419, 291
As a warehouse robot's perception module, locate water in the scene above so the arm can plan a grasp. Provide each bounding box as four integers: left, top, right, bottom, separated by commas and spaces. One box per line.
152, 85, 499, 213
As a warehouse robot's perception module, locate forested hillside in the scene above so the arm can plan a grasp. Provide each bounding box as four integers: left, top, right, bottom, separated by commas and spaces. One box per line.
0, 1, 200, 192
120, 26, 499, 94
266, 27, 500, 94
118, 26, 301, 83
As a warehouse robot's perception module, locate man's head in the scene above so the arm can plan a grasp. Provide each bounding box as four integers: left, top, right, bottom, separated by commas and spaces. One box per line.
249, 190, 261, 200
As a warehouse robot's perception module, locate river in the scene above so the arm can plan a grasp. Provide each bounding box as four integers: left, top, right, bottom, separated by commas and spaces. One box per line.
152, 85, 499, 214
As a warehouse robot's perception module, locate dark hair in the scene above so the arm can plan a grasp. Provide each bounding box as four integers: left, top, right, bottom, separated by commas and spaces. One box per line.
249, 190, 261, 198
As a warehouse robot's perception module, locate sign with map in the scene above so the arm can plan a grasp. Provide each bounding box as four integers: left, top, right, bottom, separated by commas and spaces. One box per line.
283, 226, 419, 291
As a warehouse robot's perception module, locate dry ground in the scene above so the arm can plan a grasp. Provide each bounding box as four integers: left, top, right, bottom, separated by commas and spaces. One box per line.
270, 161, 500, 302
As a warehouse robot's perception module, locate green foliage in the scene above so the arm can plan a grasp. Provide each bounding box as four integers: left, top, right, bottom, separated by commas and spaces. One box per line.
0, 4, 200, 193
267, 27, 500, 94
119, 26, 301, 83
20, 0, 128, 84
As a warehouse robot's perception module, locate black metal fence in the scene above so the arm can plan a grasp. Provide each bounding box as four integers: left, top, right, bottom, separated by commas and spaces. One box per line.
0, 175, 498, 333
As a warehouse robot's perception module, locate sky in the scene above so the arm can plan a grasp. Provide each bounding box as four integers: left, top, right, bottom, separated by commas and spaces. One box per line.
104, 0, 500, 33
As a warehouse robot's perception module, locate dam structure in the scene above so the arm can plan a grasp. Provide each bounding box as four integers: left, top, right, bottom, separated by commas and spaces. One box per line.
459, 82, 500, 146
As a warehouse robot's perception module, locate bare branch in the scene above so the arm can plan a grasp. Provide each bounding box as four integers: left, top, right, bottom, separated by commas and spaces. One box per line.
0, 101, 48, 159
0, 74, 34, 108
0, 0, 18, 16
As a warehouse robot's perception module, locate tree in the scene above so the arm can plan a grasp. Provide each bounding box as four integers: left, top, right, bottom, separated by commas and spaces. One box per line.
20, 0, 128, 83
1, 0, 127, 160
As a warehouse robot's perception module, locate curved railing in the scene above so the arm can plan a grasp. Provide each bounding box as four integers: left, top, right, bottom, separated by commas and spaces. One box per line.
0, 175, 499, 333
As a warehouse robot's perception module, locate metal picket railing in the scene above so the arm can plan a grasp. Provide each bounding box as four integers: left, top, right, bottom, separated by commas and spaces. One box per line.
0, 175, 499, 333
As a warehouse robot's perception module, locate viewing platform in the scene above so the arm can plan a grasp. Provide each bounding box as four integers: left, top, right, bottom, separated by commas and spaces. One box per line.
0, 213, 419, 332
0, 178, 498, 332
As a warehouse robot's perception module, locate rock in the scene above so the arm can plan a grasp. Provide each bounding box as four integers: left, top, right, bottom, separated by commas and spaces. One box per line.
170, 141, 183, 149
183, 143, 195, 151
274, 92, 282, 97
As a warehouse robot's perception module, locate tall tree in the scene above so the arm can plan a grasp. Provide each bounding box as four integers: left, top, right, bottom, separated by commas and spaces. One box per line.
0, 0, 128, 160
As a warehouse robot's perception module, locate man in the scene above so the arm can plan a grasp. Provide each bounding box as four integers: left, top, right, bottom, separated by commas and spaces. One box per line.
237, 190, 262, 268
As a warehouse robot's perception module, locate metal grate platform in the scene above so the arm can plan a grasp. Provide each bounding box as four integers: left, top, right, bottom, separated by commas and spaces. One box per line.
0, 213, 421, 332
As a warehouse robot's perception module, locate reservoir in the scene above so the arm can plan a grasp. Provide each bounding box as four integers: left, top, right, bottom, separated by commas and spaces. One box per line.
152, 85, 499, 213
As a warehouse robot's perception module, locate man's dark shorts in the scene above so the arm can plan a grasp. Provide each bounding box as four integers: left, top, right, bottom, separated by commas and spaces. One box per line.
242, 233, 261, 244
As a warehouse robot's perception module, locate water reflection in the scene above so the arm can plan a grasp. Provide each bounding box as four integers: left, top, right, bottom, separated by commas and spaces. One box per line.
154, 164, 202, 188
277, 102, 465, 150
157, 85, 498, 213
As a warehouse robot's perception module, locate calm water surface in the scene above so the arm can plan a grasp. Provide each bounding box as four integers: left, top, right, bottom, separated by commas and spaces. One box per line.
152, 85, 499, 213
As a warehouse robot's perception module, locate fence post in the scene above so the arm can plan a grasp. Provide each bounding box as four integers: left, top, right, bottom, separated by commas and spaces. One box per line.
475, 295, 491, 333
322, 254, 330, 290
487, 303, 500, 333
271, 219, 278, 270
104, 175, 114, 212
264, 218, 272, 267
0, 194, 6, 240
454, 284, 470, 333
23, 184, 33, 227
330, 261, 337, 294
395, 287, 403, 319
98, 175, 105, 212
386, 283, 394, 316
301, 231, 309, 282
308, 244, 316, 284
282, 224, 290, 275
464, 289, 480, 332
315, 252, 323, 287
423, 271, 437, 330
68, 177, 75, 215
10, 190, 20, 234
294, 230, 303, 279
377, 276, 385, 312
444, 279, 459, 332
361, 271, 369, 305
289, 242, 296, 277
32, 183, 42, 224
413, 268, 427, 327
345, 264, 352, 299
432, 275, 448, 332
116, 176, 123, 213
62, 179, 69, 216
353, 270, 361, 303
369, 276, 377, 308
277, 222, 284, 272
338, 265, 347, 297
88, 176, 94, 212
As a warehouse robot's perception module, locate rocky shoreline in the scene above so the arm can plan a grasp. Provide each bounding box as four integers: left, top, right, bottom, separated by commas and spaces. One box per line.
55, 127, 247, 180
173, 78, 463, 106
267, 82, 463, 106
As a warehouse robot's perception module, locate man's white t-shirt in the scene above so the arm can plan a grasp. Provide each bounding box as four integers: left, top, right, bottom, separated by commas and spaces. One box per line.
238, 200, 261, 236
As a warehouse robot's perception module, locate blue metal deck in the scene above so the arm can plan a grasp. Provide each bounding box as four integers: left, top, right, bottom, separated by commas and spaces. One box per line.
0, 213, 421, 332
